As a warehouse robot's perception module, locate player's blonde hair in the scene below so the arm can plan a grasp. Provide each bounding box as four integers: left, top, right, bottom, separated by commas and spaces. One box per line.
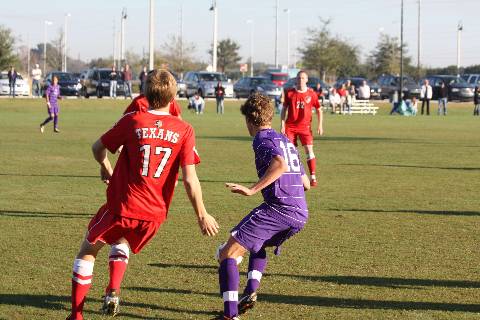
240, 93, 273, 127
145, 69, 177, 110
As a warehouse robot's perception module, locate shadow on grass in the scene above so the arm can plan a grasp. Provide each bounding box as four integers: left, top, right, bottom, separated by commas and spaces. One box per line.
0, 210, 91, 219
0, 294, 213, 319
197, 135, 252, 142
127, 286, 480, 313
317, 136, 402, 143
328, 208, 480, 217
340, 163, 480, 171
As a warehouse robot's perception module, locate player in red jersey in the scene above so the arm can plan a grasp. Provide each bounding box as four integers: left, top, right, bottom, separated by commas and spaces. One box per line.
281, 70, 324, 187
123, 93, 182, 118
66, 70, 219, 320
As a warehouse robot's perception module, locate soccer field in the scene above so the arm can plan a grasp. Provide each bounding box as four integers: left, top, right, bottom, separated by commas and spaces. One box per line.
0, 98, 478, 320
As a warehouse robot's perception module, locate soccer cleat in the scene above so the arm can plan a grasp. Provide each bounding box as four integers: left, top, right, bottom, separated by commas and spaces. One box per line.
310, 179, 317, 187
54, 127, 60, 133
238, 292, 257, 315
102, 291, 120, 316
40, 125, 44, 133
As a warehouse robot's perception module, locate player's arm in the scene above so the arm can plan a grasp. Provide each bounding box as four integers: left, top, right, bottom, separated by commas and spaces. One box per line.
92, 139, 113, 184
301, 174, 311, 191
182, 164, 219, 236
280, 92, 288, 134
316, 105, 323, 135
226, 155, 288, 196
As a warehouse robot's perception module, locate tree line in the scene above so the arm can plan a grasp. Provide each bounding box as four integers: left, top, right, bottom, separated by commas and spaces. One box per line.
0, 22, 477, 81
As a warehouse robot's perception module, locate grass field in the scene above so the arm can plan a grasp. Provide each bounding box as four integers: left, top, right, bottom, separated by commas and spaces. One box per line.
0, 97, 479, 320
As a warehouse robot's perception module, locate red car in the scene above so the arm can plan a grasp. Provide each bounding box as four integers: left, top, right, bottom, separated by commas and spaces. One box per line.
267, 72, 289, 87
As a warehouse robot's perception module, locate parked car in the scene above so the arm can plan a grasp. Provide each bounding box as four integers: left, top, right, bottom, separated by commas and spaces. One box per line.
283, 76, 330, 98
0, 72, 30, 96
377, 74, 421, 99
183, 71, 233, 98
42, 72, 82, 96
423, 75, 474, 101
461, 74, 480, 87
265, 72, 289, 87
233, 76, 282, 99
80, 68, 125, 98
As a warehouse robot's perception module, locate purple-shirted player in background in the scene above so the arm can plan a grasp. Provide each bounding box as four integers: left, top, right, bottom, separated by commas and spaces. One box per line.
40, 75, 61, 133
214, 93, 311, 320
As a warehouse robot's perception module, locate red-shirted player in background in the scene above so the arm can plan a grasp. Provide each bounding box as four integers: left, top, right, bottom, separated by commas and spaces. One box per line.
66, 69, 219, 320
123, 93, 182, 118
281, 70, 324, 187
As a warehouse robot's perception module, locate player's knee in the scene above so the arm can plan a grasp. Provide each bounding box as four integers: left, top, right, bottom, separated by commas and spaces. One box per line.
109, 243, 130, 262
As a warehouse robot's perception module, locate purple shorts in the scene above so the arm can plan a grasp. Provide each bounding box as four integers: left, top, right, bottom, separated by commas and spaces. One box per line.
231, 203, 303, 255
48, 104, 59, 114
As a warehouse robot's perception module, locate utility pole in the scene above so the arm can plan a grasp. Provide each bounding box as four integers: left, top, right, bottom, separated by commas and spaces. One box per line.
120, 8, 127, 65
43, 20, 53, 76
417, 0, 421, 79
457, 21, 463, 76
179, 4, 184, 77
113, 19, 117, 67
284, 8, 290, 69
275, 0, 279, 68
149, 0, 155, 70
210, 0, 218, 72
247, 19, 254, 77
399, 0, 404, 99
63, 13, 71, 72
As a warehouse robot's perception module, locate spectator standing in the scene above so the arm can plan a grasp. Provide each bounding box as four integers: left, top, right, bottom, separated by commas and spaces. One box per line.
39, 75, 61, 133
337, 84, 347, 114
474, 86, 480, 116
315, 82, 325, 106
346, 85, 356, 115
189, 92, 205, 114
438, 81, 448, 116
358, 80, 371, 100
31, 64, 42, 97
420, 79, 433, 115
139, 66, 148, 94
109, 66, 118, 98
390, 90, 400, 115
214, 81, 225, 114
7, 66, 17, 98
123, 64, 133, 99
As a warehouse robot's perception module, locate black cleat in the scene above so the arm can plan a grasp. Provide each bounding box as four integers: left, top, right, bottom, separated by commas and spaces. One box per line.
238, 292, 257, 315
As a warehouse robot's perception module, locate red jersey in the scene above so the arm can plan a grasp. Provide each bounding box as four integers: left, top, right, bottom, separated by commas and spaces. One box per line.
101, 110, 199, 223
284, 88, 320, 128
337, 88, 347, 97
123, 94, 182, 117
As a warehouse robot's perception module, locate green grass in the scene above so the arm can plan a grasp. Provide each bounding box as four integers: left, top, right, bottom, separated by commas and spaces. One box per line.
0, 97, 479, 320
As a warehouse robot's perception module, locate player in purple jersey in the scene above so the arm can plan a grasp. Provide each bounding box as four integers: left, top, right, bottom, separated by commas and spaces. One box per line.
40, 75, 61, 133
214, 93, 310, 320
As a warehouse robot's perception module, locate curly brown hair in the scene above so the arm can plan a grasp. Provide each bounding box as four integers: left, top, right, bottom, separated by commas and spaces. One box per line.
240, 93, 273, 127
145, 69, 177, 109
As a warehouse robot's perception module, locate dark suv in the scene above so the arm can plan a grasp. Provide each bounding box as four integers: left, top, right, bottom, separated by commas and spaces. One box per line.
377, 74, 421, 99
424, 75, 475, 101
80, 68, 125, 98
233, 77, 282, 99
43, 72, 82, 96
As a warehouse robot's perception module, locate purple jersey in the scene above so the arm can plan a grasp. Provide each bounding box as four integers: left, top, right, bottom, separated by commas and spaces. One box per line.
252, 129, 308, 227
46, 84, 60, 107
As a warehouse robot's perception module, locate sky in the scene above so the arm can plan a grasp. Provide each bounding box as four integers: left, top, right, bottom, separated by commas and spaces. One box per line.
2, 0, 479, 69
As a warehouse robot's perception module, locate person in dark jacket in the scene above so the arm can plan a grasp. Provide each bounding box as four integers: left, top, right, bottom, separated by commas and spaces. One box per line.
215, 81, 225, 114
7, 66, 17, 98
109, 66, 118, 98
139, 66, 148, 94
438, 81, 448, 116
474, 86, 480, 116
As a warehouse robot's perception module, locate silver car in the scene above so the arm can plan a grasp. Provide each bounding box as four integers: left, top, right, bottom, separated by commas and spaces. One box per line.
0, 72, 30, 96
184, 71, 233, 98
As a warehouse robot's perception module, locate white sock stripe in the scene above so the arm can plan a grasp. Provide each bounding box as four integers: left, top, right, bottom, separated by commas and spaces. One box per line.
110, 243, 130, 258
72, 276, 92, 285
222, 291, 238, 302
109, 257, 129, 263
73, 259, 94, 277
307, 154, 315, 160
248, 270, 263, 281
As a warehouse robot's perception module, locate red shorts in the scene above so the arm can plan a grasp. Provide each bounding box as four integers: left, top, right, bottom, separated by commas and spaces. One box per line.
285, 126, 313, 146
86, 204, 162, 254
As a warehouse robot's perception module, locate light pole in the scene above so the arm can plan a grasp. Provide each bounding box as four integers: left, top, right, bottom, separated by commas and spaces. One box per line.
274, 0, 279, 68
63, 13, 71, 72
417, 0, 421, 79
284, 8, 290, 69
457, 21, 463, 76
246, 19, 254, 77
43, 20, 53, 76
210, 0, 218, 72
291, 30, 297, 68
399, 0, 404, 99
120, 8, 127, 65
149, 0, 155, 70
